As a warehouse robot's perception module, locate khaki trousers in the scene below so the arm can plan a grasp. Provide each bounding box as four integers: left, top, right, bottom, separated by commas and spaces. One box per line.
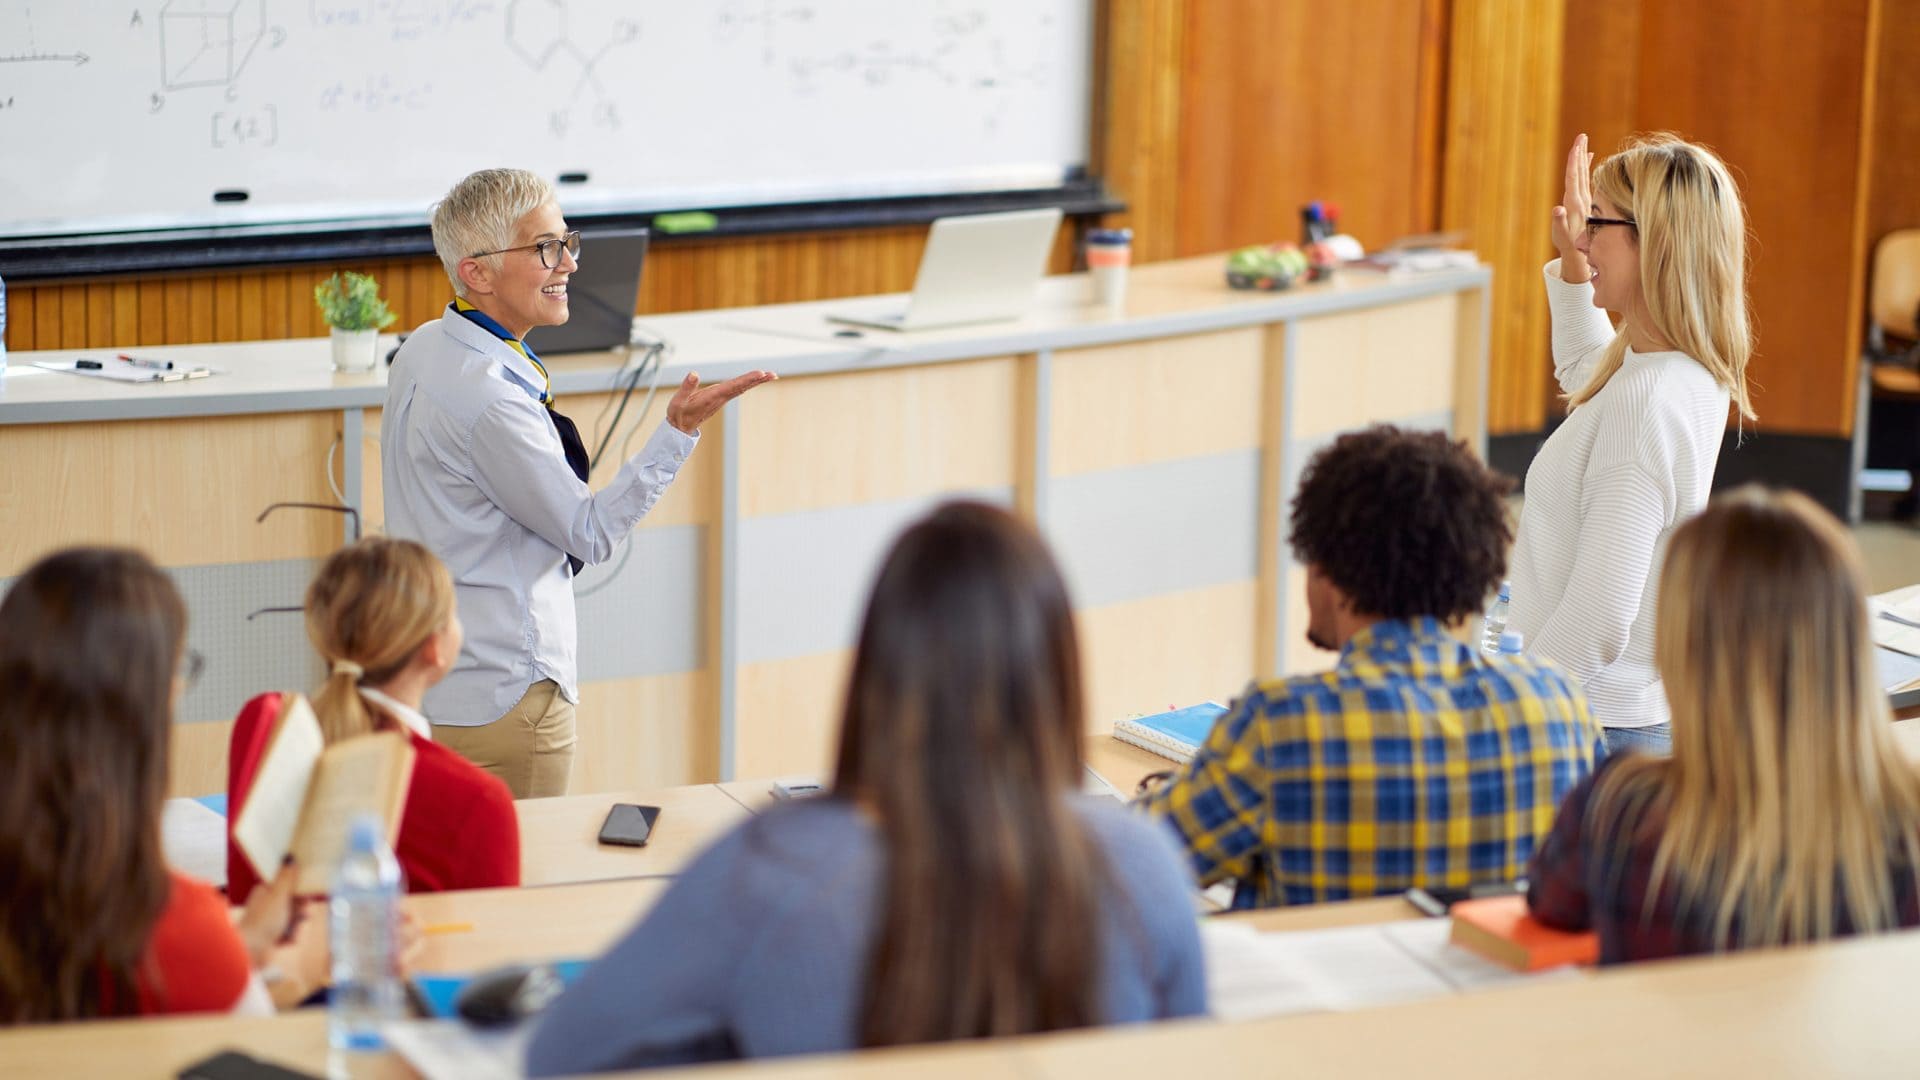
433, 679, 576, 798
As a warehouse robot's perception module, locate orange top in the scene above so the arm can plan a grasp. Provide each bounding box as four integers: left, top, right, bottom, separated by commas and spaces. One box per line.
127, 873, 254, 1015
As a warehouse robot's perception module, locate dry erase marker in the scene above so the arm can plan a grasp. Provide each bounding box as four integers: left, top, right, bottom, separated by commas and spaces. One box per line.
118, 353, 173, 370
75, 359, 103, 369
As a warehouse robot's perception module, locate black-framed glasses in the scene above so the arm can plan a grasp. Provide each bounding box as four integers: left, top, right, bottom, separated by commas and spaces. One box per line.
1585, 215, 1636, 238
179, 649, 206, 692
470, 230, 582, 270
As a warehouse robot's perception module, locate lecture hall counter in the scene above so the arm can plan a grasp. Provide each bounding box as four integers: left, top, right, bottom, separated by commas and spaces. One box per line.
0, 255, 1491, 796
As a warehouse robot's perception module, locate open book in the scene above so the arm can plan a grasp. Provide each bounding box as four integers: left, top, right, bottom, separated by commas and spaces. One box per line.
231, 694, 415, 893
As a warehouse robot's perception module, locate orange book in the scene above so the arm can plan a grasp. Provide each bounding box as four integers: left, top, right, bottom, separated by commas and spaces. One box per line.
1449, 895, 1599, 971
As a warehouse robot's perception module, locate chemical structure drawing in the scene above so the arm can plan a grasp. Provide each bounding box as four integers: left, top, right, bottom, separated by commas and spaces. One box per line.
505, 0, 639, 118
159, 0, 265, 91
712, 0, 815, 68
768, 7, 1058, 132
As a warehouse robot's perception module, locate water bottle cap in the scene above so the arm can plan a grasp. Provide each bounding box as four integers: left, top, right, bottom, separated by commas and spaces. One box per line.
1497, 582, 1511, 601
347, 813, 385, 851
1498, 631, 1524, 654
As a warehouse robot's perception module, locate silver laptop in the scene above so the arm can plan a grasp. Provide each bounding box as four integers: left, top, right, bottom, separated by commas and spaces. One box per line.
829, 208, 1063, 332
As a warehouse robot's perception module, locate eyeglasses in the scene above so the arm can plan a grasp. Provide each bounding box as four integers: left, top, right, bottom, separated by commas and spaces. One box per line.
470, 230, 582, 270
1585, 215, 1636, 238
179, 649, 206, 692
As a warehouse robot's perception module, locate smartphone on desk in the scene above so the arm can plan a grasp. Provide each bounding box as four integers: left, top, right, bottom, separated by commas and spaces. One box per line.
598, 803, 661, 847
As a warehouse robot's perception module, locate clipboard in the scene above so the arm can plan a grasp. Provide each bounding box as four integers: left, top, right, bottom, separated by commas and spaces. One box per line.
33, 358, 212, 383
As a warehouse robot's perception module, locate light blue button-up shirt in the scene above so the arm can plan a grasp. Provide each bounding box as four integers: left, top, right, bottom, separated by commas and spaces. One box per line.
381, 307, 696, 726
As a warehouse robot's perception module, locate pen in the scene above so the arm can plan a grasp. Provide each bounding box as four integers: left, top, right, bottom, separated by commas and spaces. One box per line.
118, 353, 173, 370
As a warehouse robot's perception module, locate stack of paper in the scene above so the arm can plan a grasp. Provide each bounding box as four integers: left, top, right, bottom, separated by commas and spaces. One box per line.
1872, 586, 1920, 709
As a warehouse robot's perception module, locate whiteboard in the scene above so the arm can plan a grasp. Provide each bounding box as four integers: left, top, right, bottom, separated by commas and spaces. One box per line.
0, 0, 1091, 237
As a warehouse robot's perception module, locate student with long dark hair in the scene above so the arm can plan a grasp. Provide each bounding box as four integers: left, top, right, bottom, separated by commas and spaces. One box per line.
0, 548, 322, 1022
526, 502, 1205, 1073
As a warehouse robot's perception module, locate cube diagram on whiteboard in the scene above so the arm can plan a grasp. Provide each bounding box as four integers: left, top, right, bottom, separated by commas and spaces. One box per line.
161, 0, 265, 90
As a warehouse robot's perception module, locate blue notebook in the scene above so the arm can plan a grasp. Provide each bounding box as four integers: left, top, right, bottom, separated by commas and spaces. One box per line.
1111, 702, 1229, 763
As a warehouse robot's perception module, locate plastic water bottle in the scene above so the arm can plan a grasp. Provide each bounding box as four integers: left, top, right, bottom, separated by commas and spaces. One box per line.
329, 815, 404, 1078
1497, 630, 1525, 656
1480, 581, 1511, 657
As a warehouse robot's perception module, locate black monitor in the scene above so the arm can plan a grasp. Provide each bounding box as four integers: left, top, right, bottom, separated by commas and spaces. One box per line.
523, 226, 648, 355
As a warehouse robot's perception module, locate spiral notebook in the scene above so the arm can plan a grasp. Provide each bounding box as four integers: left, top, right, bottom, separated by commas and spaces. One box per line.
1111, 701, 1230, 763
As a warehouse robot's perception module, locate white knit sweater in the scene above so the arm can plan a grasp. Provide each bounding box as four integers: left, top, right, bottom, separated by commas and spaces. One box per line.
1506, 260, 1730, 729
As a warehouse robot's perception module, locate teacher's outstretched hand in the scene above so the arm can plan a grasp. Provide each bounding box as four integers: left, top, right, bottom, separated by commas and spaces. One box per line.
1551, 133, 1595, 286
667, 369, 778, 435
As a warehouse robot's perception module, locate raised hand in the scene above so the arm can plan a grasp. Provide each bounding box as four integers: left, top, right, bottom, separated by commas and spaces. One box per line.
1551, 133, 1595, 284
666, 369, 777, 436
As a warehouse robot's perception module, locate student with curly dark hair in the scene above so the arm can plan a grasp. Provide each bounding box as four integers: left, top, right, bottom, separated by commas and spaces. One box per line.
1139, 425, 1606, 908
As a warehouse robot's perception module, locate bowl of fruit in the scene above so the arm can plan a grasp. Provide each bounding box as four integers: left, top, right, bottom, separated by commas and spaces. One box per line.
1225, 243, 1337, 290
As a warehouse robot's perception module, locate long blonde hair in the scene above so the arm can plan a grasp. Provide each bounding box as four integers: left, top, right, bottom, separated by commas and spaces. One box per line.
1568, 134, 1756, 426
1595, 487, 1920, 949
305, 537, 454, 744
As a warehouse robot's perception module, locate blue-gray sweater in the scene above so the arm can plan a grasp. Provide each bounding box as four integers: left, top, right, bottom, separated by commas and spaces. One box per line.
525, 796, 1207, 1074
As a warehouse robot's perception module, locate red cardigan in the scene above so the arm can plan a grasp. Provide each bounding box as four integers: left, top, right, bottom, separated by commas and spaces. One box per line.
123, 872, 254, 1015
226, 692, 520, 902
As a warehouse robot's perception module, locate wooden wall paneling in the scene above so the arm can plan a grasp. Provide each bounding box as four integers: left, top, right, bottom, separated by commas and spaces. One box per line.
1092, 0, 1186, 262
1555, 0, 1642, 422
1175, 0, 1443, 258
1441, 0, 1566, 436
1627, 0, 1875, 437
31, 284, 60, 349
58, 283, 86, 347
1866, 0, 1920, 304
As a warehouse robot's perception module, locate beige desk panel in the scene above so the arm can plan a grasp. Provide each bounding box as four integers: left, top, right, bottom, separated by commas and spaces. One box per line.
515, 782, 747, 887
0, 412, 340, 576
736, 356, 1023, 518
1048, 328, 1266, 477
407, 877, 669, 973
1288, 294, 1461, 442
573, 671, 715, 792
1076, 580, 1260, 735
1451, 287, 1490, 446
735, 648, 854, 781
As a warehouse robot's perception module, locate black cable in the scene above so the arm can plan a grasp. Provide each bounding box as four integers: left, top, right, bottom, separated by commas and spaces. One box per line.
587, 341, 663, 476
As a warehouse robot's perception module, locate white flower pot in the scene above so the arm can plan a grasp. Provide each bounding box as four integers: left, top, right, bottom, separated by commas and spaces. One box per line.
330, 327, 379, 373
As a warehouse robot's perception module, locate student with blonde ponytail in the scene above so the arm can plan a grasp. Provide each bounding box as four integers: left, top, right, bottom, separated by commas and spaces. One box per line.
1507, 132, 1754, 754
1528, 488, 1920, 961
225, 537, 520, 901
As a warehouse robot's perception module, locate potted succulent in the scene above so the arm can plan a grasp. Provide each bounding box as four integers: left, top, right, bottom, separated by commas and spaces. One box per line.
315, 271, 398, 373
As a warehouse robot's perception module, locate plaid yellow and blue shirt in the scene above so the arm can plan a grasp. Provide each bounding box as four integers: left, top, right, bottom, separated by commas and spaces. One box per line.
1139, 617, 1605, 908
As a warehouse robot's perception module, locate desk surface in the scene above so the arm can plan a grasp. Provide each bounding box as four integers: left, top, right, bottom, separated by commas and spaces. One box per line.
406, 877, 669, 974
515, 782, 750, 887
0, 256, 1489, 426
11, 907, 1920, 1078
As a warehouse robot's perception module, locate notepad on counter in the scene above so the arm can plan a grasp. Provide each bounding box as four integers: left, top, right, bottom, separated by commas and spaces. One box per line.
1111, 701, 1230, 763
34, 357, 213, 383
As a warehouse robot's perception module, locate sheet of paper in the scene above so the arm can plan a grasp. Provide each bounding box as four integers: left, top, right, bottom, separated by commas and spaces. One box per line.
1202, 920, 1454, 1020
1871, 585, 1920, 659
1380, 917, 1583, 992
384, 1019, 530, 1080
231, 695, 325, 884
160, 797, 229, 887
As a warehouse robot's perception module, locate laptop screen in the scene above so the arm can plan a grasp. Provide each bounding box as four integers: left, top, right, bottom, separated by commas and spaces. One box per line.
524, 226, 649, 355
